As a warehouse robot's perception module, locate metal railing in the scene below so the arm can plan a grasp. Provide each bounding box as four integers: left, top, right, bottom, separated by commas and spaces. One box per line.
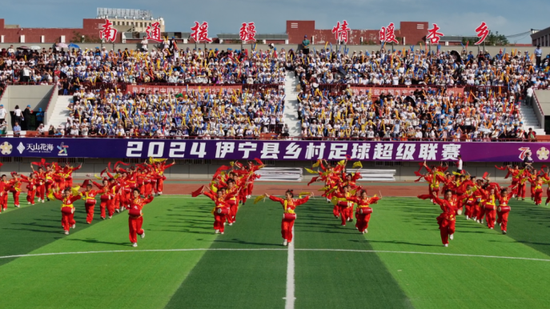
11, 133, 536, 143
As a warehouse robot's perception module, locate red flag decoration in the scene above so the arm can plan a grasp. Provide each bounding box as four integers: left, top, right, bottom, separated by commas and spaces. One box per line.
254, 158, 264, 166
483, 172, 489, 179
212, 166, 230, 179
307, 176, 319, 186
495, 165, 507, 170
191, 185, 204, 197
115, 161, 130, 169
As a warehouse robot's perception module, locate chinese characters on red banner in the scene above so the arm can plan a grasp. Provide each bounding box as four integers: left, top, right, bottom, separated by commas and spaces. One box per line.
379, 22, 398, 44
99, 19, 118, 43
426, 23, 444, 44
191, 21, 212, 43
332, 20, 350, 44
146, 22, 162, 42
239, 22, 256, 42
475, 22, 489, 45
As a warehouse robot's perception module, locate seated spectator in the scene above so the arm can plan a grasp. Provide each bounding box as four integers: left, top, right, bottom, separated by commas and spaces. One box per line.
13, 121, 21, 137
37, 123, 46, 135
65, 88, 285, 138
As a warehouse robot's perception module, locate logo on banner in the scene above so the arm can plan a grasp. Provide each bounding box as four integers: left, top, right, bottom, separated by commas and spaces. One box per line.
537, 147, 549, 160
0, 142, 12, 155
22, 143, 54, 154
518, 147, 531, 160
57, 143, 69, 156
17, 142, 25, 154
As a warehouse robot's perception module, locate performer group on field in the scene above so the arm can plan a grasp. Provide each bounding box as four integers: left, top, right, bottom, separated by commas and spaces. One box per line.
0, 158, 174, 247
194, 158, 381, 246
415, 158, 547, 246
1, 155, 541, 248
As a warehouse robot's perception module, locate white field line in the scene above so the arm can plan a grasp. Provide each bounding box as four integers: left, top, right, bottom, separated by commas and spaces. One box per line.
285, 226, 296, 309
2, 248, 550, 263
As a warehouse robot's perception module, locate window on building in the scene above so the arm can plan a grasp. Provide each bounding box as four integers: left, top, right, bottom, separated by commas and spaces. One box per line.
291, 23, 298, 29
417, 24, 424, 30
20, 35, 25, 43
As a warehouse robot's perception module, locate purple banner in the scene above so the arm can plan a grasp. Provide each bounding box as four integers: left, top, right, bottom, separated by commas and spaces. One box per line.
0, 138, 546, 162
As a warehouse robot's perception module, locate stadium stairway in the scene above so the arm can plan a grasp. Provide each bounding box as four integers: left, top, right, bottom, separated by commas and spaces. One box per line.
46, 96, 72, 129
283, 71, 301, 137
518, 103, 545, 135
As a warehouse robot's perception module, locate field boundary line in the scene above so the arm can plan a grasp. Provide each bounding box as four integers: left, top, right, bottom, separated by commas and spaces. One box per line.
2, 248, 550, 263
284, 227, 295, 309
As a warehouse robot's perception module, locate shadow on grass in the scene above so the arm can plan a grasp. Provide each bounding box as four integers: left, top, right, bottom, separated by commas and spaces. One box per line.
356, 239, 442, 247
66, 238, 129, 246
213, 239, 284, 247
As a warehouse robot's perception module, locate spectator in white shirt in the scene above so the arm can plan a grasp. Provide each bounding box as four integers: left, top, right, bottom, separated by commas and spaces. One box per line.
0, 104, 6, 124
526, 85, 534, 106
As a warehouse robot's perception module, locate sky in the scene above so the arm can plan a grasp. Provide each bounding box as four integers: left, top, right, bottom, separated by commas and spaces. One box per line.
2, 0, 547, 44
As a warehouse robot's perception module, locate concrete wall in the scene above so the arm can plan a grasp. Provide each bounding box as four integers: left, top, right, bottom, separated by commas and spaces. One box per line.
0, 85, 53, 130
0, 158, 532, 184
0, 19, 108, 44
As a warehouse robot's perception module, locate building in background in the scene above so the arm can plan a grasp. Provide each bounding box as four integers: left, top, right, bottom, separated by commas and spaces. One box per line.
285, 20, 429, 45
0, 18, 106, 44
97, 8, 165, 34
531, 28, 550, 46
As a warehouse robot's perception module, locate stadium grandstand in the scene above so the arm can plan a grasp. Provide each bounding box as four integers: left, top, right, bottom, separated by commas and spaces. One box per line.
0, 41, 548, 140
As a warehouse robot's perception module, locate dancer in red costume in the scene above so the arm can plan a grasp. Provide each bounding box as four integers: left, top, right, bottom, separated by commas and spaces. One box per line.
349, 190, 380, 234
0, 174, 8, 212
93, 179, 113, 220
419, 190, 458, 247
8, 173, 22, 208
126, 188, 154, 247
81, 181, 100, 224
30, 164, 46, 203
264, 190, 312, 246
529, 175, 545, 206
52, 188, 81, 235
203, 188, 233, 235
496, 188, 513, 234
333, 185, 356, 226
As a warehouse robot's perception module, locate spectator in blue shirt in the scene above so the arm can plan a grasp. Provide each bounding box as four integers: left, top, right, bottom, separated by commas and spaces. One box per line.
13, 121, 21, 137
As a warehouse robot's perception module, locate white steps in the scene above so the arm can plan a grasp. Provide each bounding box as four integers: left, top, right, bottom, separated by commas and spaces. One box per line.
47, 96, 72, 129
518, 103, 545, 135
283, 72, 301, 137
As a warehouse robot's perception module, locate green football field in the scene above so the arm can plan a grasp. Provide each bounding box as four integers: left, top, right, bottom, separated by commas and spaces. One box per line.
1, 195, 550, 309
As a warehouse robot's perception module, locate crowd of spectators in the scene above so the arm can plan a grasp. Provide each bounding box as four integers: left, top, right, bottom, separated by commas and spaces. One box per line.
53, 88, 285, 138
298, 86, 532, 141
1, 43, 549, 140
288, 48, 550, 91
0, 45, 286, 95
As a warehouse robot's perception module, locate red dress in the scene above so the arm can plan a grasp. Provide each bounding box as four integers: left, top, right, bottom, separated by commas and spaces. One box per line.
268, 196, 310, 243
432, 197, 458, 245
53, 193, 82, 232
126, 195, 154, 244
349, 196, 380, 233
